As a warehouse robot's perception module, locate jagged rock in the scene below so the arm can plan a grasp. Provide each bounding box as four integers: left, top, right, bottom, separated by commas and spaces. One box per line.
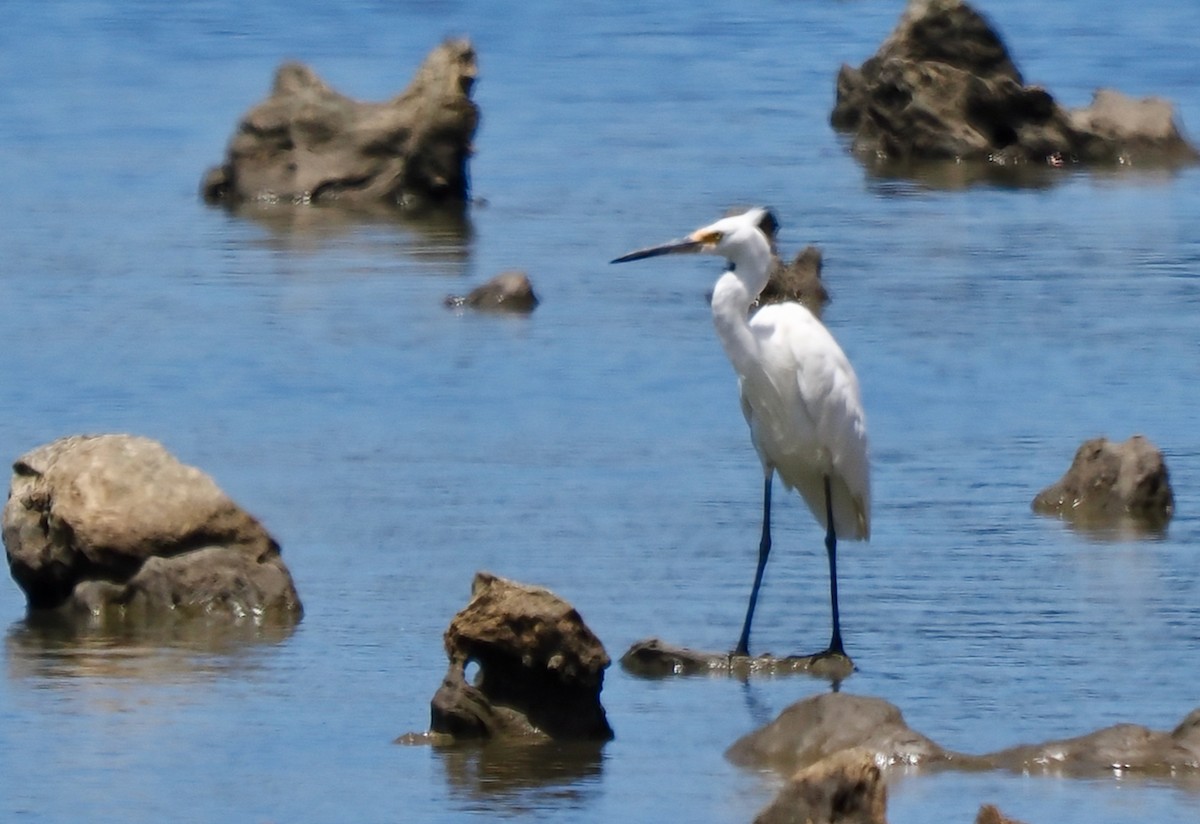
1032, 435, 1174, 531
756, 246, 829, 319
3, 434, 303, 622
721, 206, 830, 318
202, 39, 479, 211
444, 270, 540, 312
753, 747, 888, 824
831, 0, 1198, 171
726, 693, 955, 774
428, 572, 613, 742
620, 637, 853, 681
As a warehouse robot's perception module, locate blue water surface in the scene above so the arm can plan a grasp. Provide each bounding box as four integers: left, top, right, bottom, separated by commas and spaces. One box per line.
1, 1, 1199, 822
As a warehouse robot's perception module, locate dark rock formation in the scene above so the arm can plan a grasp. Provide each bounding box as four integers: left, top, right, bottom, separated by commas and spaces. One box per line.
3, 434, 302, 621
444, 270, 540, 312
1032, 435, 1174, 532
620, 637, 853, 681
202, 39, 479, 211
753, 747, 888, 824
429, 572, 613, 742
831, 0, 1198, 171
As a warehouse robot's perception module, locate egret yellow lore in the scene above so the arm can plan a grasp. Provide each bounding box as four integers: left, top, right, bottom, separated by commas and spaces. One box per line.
611, 207, 870, 658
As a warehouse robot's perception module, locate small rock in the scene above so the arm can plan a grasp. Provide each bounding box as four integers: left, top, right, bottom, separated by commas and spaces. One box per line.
753, 747, 888, 824
755, 245, 829, 319
445, 270, 540, 312
427, 571, 613, 742
1032, 435, 1174, 532
974, 805, 1027, 824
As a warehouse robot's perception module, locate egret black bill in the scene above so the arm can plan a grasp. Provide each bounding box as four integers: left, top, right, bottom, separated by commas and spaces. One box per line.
610, 237, 703, 264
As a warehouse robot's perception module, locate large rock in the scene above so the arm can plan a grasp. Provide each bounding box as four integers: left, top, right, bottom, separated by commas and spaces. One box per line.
753, 747, 888, 824
1032, 435, 1174, 531
202, 39, 479, 211
429, 572, 614, 741
831, 0, 1198, 170
3, 434, 302, 621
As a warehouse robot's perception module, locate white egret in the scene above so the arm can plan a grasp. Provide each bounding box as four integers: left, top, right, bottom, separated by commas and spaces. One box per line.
611, 207, 870, 658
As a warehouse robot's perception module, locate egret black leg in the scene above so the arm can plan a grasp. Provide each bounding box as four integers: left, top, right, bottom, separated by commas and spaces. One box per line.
735, 473, 773, 656
823, 474, 845, 657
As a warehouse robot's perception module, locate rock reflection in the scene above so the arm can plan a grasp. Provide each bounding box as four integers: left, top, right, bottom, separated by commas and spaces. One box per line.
220, 199, 474, 270
5, 609, 294, 685
434, 739, 604, 806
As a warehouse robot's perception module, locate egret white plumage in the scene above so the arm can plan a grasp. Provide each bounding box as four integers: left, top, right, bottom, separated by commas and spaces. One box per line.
611, 207, 870, 658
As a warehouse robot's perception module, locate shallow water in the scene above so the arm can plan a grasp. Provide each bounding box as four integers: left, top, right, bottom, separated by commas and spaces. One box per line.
2, 1, 1200, 822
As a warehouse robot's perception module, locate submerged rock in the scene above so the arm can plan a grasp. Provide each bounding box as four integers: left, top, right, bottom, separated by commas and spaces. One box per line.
831, 0, 1198, 172
753, 747, 888, 824
728, 691, 1200, 781
1032, 435, 1174, 532
988, 709, 1200, 778
3, 434, 303, 622
202, 39, 479, 211
428, 572, 613, 742
444, 270, 540, 312
620, 637, 853, 681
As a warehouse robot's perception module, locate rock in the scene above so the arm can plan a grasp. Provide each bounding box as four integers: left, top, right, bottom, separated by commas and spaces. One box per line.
1031, 435, 1174, 532
987, 711, 1200, 777
756, 246, 829, 319
974, 806, 1027, 824
444, 270, 540, 312
620, 637, 854, 681
726, 692, 955, 774
728, 691, 1200, 782
831, 0, 1198, 171
753, 747, 888, 824
428, 571, 613, 741
202, 39, 479, 211
736, 695, 1200, 824
3, 434, 302, 621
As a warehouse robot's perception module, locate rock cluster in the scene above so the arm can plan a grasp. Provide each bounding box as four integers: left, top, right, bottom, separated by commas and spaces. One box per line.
831, 0, 1198, 170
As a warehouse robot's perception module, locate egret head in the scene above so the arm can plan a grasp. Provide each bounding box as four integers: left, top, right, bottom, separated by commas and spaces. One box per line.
611, 207, 778, 265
